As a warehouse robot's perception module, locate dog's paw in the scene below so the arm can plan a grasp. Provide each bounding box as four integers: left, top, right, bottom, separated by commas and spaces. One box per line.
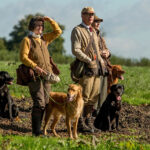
53, 130, 60, 137
43, 130, 48, 136
55, 134, 60, 137
74, 134, 78, 139
69, 135, 73, 139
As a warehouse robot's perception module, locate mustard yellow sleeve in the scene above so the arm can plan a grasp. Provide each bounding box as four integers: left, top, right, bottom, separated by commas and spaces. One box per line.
20, 37, 37, 68
43, 19, 62, 45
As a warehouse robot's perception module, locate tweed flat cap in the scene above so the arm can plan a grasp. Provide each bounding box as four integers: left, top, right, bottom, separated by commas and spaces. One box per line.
81, 7, 95, 14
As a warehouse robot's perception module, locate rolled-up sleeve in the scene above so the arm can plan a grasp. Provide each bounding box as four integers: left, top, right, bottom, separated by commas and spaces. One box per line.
71, 27, 91, 63
43, 19, 62, 45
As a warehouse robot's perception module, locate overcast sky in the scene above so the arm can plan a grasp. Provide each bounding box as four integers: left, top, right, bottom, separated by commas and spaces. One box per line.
0, 0, 149, 59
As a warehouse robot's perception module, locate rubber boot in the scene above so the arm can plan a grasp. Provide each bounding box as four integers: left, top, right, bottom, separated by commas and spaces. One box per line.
31, 107, 44, 136
77, 116, 94, 133
84, 105, 101, 133
85, 115, 100, 133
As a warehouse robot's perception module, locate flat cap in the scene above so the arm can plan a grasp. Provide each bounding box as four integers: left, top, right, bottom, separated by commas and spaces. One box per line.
94, 15, 103, 22
81, 7, 95, 14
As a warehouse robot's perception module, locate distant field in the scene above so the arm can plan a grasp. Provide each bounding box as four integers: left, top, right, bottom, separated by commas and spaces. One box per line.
0, 61, 150, 105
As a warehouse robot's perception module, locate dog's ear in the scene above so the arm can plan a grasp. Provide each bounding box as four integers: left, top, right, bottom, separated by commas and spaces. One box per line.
110, 84, 116, 92
121, 84, 125, 92
0, 75, 4, 82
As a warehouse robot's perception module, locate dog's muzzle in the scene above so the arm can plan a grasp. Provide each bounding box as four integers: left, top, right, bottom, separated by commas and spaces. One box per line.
118, 75, 124, 80
67, 94, 75, 102
6, 77, 14, 85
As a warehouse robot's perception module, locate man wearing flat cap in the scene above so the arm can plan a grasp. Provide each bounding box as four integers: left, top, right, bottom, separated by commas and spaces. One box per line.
92, 15, 111, 113
71, 7, 106, 133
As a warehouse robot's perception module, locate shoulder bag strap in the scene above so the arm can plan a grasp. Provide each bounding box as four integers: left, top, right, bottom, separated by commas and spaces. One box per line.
77, 25, 94, 55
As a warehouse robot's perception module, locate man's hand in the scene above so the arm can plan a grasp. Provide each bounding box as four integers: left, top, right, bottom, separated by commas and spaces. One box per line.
101, 51, 107, 58
34, 66, 47, 76
88, 60, 97, 68
101, 50, 110, 58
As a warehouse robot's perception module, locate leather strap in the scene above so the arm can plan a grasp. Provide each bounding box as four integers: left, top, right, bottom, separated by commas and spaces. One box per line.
77, 25, 94, 55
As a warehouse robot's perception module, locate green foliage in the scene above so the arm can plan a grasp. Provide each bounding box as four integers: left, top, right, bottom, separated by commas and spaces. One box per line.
0, 49, 19, 61
0, 50, 73, 64
0, 134, 149, 150
6, 14, 33, 50
52, 53, 74, 64
110, 55, 150, 66
0, 38, 7, 50
2, 48, 150, 66
44, 21, 66, 55
5, 13, 65, 55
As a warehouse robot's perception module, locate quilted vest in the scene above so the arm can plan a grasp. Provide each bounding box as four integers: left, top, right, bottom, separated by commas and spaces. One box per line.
76, 25, 105, 75
28, 37, 52, 73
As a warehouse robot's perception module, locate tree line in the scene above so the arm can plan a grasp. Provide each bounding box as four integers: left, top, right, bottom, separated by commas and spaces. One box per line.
0, 13, 150, 66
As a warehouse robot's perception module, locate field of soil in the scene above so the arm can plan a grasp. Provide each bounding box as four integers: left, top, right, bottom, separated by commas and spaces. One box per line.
0, 98, 149, 143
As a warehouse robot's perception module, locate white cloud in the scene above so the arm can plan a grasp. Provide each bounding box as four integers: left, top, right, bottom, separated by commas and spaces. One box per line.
103, 0, 150, 58
104, 0, 150, 36
0, 0, 149, 58
106, 37, 145, 59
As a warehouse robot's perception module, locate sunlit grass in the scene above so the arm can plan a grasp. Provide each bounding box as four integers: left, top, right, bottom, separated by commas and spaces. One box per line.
0, 133, 149, 150
0, 62, 150, 105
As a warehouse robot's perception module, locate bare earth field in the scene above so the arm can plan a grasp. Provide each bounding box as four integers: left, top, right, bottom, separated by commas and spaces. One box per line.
0, 98, 149, 144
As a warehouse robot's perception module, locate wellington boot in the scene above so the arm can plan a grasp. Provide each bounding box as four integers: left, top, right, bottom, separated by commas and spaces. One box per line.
77, 116, 94, 133
32, 108, 44, 136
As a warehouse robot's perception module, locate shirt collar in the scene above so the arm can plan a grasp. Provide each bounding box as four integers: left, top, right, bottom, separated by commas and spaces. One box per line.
28, 31, 42, 39
81, 22, 91, 29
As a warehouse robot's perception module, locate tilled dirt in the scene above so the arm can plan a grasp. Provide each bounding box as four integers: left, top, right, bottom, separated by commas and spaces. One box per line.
0, 98, 149, 143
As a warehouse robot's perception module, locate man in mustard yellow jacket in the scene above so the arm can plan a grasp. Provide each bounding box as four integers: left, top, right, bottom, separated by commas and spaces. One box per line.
20, 16, 62, 136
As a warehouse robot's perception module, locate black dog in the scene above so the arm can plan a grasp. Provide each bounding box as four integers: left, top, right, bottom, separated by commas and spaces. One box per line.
0, 71, 19, 121
94, 84, 124, 131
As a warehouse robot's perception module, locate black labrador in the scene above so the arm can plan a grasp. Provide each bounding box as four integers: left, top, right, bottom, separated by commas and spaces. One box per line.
0, 71, 19, 121
94, 84, 124, 131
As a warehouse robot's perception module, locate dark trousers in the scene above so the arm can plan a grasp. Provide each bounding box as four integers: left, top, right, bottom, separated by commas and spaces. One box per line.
28, 79, 50, 110
28, 79, 50, 135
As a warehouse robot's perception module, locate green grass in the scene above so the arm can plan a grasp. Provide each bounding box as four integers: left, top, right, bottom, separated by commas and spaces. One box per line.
0, 61, 150, 105
0, 134, 149, 150
0, 61, 150, 149
120, 66, 150, 105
